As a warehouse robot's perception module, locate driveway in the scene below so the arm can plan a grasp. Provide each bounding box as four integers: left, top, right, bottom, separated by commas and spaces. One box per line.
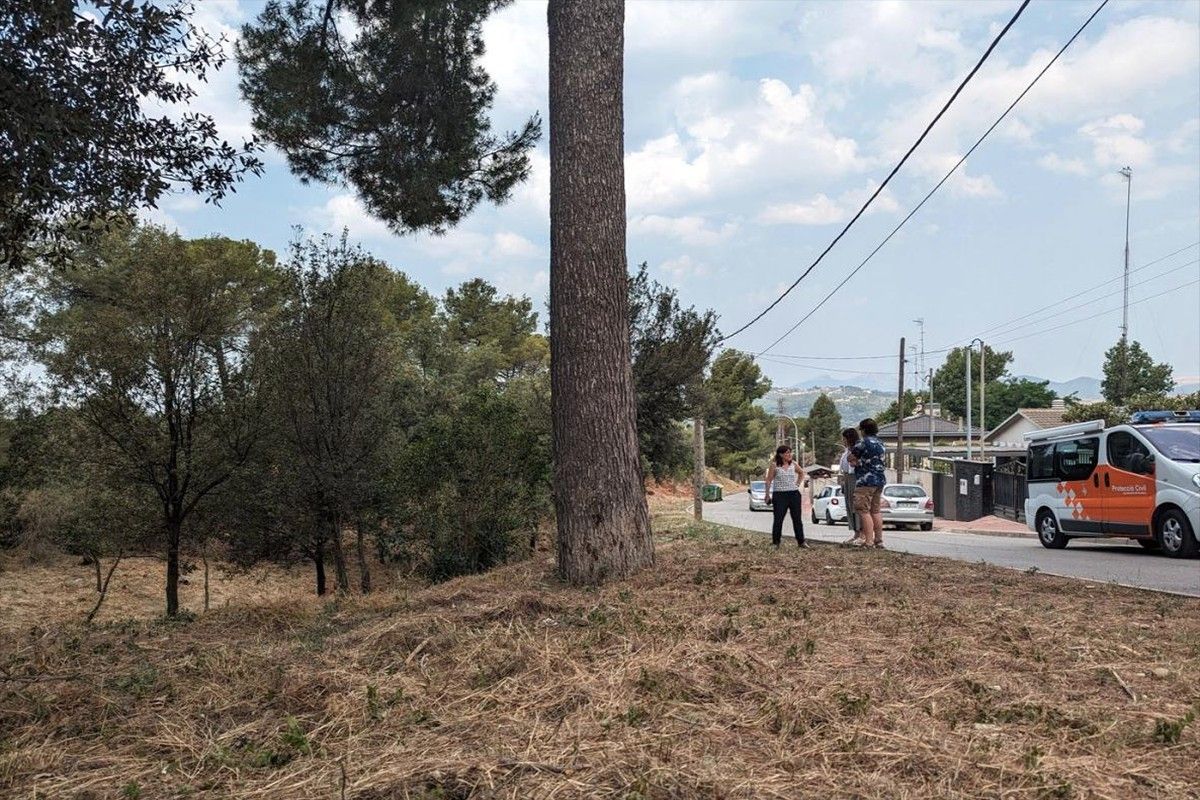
706, 492, 1200, 597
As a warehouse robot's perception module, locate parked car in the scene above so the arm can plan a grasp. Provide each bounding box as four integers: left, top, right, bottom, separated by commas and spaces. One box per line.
748, 480, 771, 512
880, 484, 934, 530
812, 485, 848, 524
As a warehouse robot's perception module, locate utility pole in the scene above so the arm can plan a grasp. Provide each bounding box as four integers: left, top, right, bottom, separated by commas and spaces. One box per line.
1119, 166, 1133, 401
966, 343, 973, 460
897, 337, 906, 483
968, 338, 983, 460
927, 368, 935, 459
979, 339, 986, 460
692, 416, 705, 521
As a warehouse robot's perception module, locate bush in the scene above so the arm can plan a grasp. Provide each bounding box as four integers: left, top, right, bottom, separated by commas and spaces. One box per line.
386, 387, 550, 582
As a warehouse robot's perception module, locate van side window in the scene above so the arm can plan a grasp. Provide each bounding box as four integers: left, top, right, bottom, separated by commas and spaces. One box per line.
1055, 437, 1099, 481
1029, 443, 1055, 480
1107, 431, 1150, 473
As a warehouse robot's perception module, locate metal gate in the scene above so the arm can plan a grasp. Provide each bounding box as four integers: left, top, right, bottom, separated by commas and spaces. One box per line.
931, 472, 957, 520
993, 460, 1027, 522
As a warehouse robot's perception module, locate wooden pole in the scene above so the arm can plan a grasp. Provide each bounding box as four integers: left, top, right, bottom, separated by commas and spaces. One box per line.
692, 416, 705, 521
897, 337, 906, 484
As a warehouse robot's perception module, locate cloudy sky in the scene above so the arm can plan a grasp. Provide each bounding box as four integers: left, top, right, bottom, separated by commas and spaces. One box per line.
154, 0, 1200, 391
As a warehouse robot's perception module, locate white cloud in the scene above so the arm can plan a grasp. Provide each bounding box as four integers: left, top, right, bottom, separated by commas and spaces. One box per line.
310, 193, 393, 240
480, 0, 547, 109
1037, 153, 1089, 177
759, 194, 846, 226
625, 74, 865, 212
492, 231, 540, 258
758, 182, 900, 225
660, 255, 710, 282
629, 214, 738, 246
1079, 115, 1153, 170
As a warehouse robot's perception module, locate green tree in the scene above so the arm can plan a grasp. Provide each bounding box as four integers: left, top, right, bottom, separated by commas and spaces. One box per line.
33, 225, 279, 616
237, 0, 539, 235
443, 278, 547, 387
1, 0, 261, 268
877, 390, 925, 426
807, 393, 843, 467
1101, 338, 1174, 404
931, 345, 1014, 422
265, 235, 425, 594
628, 264, 719, 479
704, 350, 772, 477
985, 378, 1055, 429
1065, 391, 1200, 428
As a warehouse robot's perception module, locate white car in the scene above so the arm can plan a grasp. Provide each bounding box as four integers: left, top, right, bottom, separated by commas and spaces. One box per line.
880, 483, 934, 530
812, 485, 848, 524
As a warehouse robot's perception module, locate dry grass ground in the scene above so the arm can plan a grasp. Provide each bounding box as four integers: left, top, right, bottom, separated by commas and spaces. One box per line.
1, 516, 1198, 800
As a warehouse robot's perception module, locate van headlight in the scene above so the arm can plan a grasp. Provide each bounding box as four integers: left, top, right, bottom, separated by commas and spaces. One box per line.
1192, 473, 1200, 490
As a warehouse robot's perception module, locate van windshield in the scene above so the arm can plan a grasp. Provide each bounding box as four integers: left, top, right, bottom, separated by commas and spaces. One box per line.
1139, 426, 1200, 463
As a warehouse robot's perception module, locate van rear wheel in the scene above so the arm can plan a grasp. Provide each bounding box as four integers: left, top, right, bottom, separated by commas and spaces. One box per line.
1036, 511, 1067, 549
1157, 509, 1198, 558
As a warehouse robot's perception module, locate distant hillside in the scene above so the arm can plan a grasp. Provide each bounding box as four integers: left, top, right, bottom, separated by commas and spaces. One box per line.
758, 385, 894, 425
1034, 376, 1102, 401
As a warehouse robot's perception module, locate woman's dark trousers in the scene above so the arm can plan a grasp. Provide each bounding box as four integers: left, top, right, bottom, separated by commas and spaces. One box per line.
771, 490, 804, 545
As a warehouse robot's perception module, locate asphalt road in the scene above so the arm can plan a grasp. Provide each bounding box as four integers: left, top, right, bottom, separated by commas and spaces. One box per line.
707, 492, 1200, 598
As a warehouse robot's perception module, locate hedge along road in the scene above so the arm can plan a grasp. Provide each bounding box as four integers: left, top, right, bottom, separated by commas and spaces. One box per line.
707, 492, 1200, 598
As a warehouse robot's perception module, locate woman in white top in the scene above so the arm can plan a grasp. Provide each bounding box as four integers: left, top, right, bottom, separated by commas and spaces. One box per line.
839, 427, 862, 544
765, 445, 808, 549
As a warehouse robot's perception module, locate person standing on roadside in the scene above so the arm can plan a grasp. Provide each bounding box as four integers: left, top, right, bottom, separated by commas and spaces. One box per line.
839, 427, 862, 546
765, 445, 809, 550
848, 418, 887, 549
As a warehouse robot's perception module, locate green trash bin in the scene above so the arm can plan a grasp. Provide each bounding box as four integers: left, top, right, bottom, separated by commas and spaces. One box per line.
702, 484, 723, 502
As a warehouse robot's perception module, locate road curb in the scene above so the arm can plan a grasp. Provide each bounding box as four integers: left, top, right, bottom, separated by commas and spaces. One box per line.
935, 526, 1035, 540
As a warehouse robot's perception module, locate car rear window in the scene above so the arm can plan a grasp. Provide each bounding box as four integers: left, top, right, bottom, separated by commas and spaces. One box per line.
750, 481, 766, 491
883, 485, 926, 498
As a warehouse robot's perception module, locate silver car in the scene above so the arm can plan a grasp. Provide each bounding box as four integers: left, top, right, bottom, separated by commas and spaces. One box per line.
880, 484, 934, 530
748, 480, 771, 512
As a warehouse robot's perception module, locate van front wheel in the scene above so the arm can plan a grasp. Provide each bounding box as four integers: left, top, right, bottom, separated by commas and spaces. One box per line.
1157, 509, 1198, 558
1037, 511, 1067, 549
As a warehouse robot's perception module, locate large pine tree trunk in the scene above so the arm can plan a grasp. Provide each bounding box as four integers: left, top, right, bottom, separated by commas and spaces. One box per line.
548, 0, 653, 585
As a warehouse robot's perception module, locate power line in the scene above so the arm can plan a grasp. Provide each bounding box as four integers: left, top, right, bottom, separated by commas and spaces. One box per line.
965, 242, 1197, 341
754, 0, 1110, 358
718, 0, 1032, 343
760, 276, 1198, 379
970, 258, 1198, 341
756, 355, 895, 375
989, 277, 1200, 347
754, 240, 1197, 364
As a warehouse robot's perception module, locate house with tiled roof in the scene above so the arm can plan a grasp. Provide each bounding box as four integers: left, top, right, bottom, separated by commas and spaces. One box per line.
876, 412, 984, 443
985, 400, 1068, 449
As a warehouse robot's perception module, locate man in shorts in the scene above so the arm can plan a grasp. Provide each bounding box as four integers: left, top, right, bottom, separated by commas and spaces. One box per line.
849, 418, 887, 549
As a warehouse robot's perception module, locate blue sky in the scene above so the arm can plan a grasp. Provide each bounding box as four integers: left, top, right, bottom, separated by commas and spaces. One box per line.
153, 0, 1200, 392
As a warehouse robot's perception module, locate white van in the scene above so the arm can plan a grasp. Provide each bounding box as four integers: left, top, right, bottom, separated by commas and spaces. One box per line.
1024, 412, 1200, 557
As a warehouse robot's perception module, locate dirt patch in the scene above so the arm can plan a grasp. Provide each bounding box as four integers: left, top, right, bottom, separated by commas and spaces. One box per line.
1, 521, 1197, 799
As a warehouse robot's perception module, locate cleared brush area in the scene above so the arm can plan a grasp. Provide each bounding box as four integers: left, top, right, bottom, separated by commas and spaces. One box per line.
1, 521, 1198, 799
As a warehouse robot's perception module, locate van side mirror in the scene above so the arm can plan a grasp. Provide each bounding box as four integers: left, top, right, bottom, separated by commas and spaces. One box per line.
1142, 454, 1155, 475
